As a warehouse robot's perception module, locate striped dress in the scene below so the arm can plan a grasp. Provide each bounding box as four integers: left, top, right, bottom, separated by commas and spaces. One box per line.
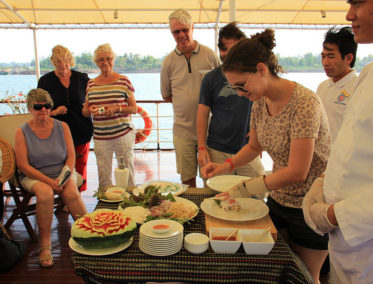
86, 76, 135, 140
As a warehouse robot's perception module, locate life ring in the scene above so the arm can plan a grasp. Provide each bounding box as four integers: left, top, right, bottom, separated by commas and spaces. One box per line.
135, 106, 152, 143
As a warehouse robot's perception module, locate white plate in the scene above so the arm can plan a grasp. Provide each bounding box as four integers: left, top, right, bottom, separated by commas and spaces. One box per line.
68, 237, 133, 256
206, 175, 251, 193
133, 181, 188, 196
118, 196, 199, 224
200, 198, 269, 222
99, 197, 128, 203
140, 219, 183, 239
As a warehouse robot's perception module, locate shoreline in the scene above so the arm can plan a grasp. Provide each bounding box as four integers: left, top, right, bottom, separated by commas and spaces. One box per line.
1, 68, 364, 75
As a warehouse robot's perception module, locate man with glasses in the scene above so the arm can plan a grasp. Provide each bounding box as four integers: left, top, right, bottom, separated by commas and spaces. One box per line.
161, 8, 219, 187
197, 22, 264, 182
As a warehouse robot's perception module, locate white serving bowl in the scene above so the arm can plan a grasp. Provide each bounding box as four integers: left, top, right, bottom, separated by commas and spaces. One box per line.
239, 229, 275, 255
209, 227, 241, 254
184, 233, 209, 254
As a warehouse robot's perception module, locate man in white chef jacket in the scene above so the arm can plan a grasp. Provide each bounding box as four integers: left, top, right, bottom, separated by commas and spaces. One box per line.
302, 1, 373, 283
317, 26, 358, 143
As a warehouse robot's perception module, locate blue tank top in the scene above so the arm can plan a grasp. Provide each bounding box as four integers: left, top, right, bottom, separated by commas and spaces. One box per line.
21, 119, 67, 179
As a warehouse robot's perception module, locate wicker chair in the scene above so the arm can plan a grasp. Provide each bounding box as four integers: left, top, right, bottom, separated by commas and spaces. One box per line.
0, 114, 67, 242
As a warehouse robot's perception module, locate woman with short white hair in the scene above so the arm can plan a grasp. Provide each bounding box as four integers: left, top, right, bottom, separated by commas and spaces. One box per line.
83, 43, 137, 189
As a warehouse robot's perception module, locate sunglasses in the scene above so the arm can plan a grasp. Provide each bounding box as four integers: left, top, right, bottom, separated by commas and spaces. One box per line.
33, 103, 52, 110
229, 73, 254, 93
172, 28, 189, 36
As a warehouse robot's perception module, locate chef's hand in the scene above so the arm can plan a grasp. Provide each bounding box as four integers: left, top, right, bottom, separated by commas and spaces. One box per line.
302, 177, 325, 235
310, 202, 337, 235
216, 176, 268, 199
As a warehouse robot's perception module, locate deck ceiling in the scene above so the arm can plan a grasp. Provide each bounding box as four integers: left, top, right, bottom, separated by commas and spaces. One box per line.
0, 0, 350, 28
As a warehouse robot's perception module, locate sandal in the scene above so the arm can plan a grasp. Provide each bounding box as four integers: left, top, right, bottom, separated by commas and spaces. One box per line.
39, 246, 54, 268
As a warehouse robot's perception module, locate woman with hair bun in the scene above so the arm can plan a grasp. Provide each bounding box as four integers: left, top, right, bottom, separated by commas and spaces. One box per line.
202, 29, 330, 283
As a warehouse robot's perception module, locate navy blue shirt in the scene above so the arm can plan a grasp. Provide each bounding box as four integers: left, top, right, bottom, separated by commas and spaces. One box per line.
199, 66, 253, 154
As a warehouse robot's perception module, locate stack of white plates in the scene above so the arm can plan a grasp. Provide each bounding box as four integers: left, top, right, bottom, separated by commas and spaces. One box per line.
139, 219, 184, 256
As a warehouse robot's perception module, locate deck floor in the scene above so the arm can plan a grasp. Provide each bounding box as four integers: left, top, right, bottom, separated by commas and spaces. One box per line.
0, 150, 278, 284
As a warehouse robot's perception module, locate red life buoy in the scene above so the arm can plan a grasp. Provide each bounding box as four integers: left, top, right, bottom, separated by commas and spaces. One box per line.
135, 106, 152, 143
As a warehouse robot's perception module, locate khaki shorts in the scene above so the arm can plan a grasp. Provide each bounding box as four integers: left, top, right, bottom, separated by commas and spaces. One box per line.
173, 135, 198, 182
20, 170, 78, 193
207, 146, 265, 177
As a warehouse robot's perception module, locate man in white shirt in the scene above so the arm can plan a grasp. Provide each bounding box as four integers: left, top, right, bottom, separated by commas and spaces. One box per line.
302, 1, 373, 283
317, 26, 358, 143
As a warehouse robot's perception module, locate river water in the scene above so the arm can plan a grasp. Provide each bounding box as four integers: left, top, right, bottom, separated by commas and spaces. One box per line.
0, 72, 328, 149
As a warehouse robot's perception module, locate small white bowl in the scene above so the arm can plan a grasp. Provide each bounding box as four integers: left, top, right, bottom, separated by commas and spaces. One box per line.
151, 221, 172, 234
209, 228, 241, 254
184, 233, 209, 254
239, 229, 274, 255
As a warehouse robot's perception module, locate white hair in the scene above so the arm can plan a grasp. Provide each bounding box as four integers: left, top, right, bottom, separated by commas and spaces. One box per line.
168, 8, 193, 28
93, 43, 115, 63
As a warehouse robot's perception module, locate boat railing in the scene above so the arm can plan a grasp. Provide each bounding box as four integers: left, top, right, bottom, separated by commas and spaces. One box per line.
0, 100, 175, 150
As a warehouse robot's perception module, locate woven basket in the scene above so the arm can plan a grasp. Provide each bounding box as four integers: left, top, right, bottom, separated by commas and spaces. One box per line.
0, 137, 16, 183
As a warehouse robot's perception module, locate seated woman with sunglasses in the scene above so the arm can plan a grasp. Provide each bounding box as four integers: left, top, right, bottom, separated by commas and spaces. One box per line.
201, 29, 331, 283
14, 88, 87, 268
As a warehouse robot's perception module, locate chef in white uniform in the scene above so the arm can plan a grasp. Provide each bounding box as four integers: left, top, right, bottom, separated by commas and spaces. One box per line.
302, 1, 373, 283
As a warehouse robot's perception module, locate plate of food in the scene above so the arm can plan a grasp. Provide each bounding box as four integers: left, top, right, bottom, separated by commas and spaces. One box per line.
70, 209, 137, 255
133, 181, 188, 197
94, 185, 130, 203
206, 175, 251, 193
118, 185, 198, 224
200, 197, 269, 222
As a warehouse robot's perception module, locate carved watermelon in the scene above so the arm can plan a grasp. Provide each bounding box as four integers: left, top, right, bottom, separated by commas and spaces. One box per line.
71, 209, 137, 249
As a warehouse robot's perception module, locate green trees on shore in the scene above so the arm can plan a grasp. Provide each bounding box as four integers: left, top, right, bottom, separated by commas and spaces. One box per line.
2, 52, 373, 74
33, 52, 164, 73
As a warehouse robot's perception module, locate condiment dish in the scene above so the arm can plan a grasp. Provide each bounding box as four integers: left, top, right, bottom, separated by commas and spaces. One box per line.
209, 227, 241, 254
239, 228, 274, 255
184, 233, 209, 254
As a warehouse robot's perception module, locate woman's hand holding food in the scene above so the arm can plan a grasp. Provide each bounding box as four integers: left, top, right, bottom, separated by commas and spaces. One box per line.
215, 176, 268, 200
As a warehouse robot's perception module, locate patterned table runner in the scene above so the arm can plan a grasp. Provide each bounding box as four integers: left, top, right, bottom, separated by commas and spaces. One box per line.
71, 189, 313, 283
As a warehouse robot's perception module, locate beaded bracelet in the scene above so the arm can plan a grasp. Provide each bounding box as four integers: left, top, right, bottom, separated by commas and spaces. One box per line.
198, 147, 206, 151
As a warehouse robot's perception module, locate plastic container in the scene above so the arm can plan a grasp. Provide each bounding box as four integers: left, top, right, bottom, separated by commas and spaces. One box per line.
114, 156, 129, 189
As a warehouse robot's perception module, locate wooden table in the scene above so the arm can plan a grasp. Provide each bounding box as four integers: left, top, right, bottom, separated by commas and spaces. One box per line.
71, 187, 313, 283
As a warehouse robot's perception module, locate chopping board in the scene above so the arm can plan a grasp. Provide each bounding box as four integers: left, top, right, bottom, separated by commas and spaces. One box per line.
204, 213, 277, 241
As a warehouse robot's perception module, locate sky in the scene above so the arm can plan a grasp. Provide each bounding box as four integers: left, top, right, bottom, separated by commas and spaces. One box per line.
0, 27, 372, 63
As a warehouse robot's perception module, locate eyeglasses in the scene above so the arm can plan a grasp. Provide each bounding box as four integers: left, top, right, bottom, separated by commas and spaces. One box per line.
33, 103, 52, 111
172, 28, 189, 36
97, 57, 114, 63
229, 73, 254, 93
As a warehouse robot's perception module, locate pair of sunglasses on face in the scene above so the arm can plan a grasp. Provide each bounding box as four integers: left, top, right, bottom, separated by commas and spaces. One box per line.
33, 103, 52, 110
172, 28, 189, 36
